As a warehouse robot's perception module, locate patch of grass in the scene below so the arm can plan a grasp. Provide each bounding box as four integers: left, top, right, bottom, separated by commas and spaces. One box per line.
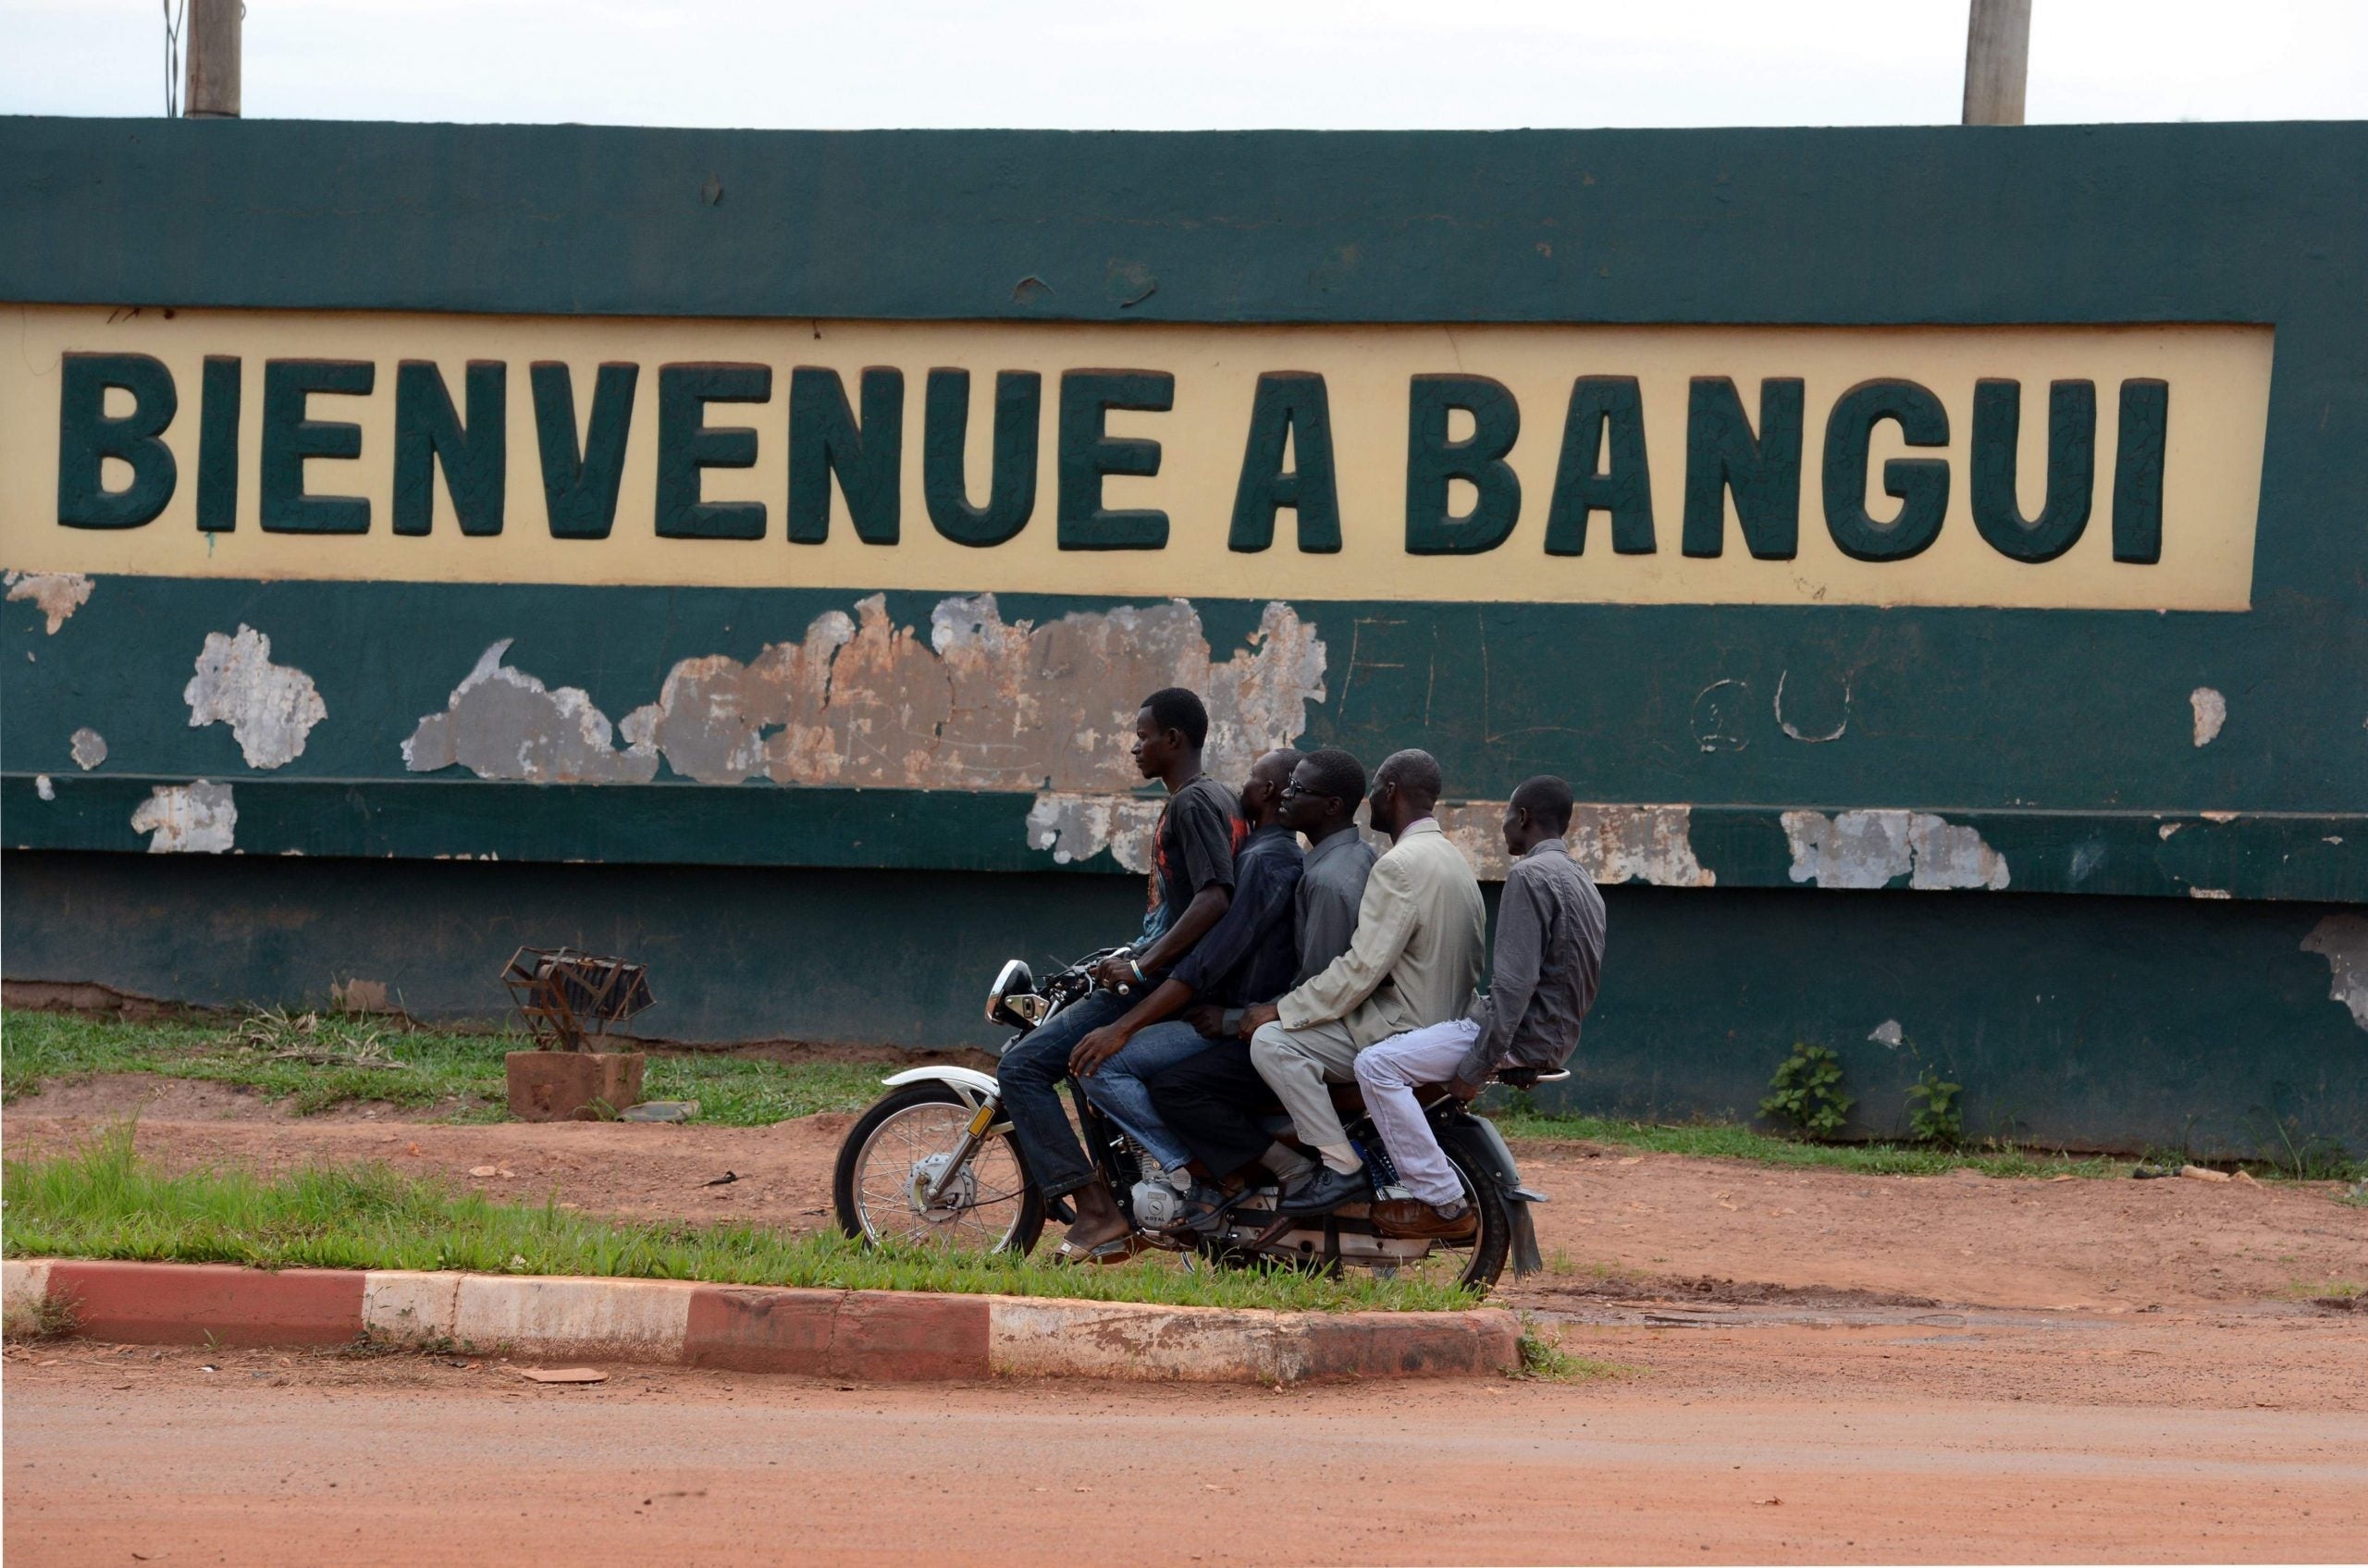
2340, 1182, 2368, 1209
1, 1009, 894, 1127
1488, 1102, 2130, 1179
1, 1128, 1478, 1314
2285, 1278, 2362, 1301
1510, 1320, 1635, 1382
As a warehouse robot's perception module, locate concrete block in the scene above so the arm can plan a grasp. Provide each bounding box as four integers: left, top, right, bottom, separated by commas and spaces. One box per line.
361, 1270, 462, 1342
451, 1273, 691, 1357
42, 1261, 364, 1346
3, 1259, 53, 1321
505, 1050, 645, 1122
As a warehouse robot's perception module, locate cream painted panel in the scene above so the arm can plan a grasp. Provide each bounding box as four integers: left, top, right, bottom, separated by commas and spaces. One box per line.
0, 307, 2269, 609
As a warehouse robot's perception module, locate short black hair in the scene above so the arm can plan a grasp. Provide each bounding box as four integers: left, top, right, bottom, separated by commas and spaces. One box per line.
1511, 774, 1575, 834
1298, 747, 1366, 805
1141, 687, 1209, 749
1260, 746, 1305, 780
1375, 747, 1443, 802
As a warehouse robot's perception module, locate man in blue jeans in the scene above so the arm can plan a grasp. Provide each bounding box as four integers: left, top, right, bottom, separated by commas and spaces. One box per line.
995, 687, 1240, 1262
1066, 747, 1304, 1225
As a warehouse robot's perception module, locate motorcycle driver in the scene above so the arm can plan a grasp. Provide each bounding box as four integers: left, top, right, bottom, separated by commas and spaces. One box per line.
994, 686, 1241, 1263
1062, 747, 1307, 1219
1355, 774, 1607, 1238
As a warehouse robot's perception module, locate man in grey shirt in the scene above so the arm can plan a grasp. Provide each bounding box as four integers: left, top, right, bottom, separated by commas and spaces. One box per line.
1354, 773, 1608, 1238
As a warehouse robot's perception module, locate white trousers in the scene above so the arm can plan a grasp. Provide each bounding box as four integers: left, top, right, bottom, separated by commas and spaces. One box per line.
1351, 1018, 1482, 1207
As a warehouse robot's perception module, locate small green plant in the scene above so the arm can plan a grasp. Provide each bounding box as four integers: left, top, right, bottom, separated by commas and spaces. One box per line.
1510, 1320, 1634, 1382
1905, 1067, 1965, 1149
1758, 1043, 1854, 1140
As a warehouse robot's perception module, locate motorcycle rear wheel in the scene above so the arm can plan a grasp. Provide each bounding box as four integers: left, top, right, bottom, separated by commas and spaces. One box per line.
832, 1082, 1045, 1254
1198, 1137, 1511, 1291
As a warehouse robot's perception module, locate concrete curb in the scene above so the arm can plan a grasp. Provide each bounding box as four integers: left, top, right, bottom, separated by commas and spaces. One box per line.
2, 1259, 1519, 1384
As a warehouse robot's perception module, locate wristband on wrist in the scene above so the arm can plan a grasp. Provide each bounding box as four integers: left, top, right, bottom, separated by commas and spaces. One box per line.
1128, 958, 1148, 984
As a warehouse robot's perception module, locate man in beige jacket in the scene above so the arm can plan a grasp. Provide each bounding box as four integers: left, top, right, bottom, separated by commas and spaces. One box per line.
1233, 747, 1487, 1216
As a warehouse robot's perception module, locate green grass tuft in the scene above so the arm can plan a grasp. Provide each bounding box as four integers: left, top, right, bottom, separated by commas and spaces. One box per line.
1, 1127, 1479, 1314
1489, 1103, 2132, 1179
1510, 1321, 1635, 1382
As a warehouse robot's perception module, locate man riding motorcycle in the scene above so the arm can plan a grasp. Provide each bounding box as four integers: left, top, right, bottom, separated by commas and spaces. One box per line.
1064, 747, 1305, 1238
992, 686, 1241, 1263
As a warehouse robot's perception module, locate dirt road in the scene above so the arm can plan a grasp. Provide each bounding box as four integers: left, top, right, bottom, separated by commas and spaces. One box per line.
7, 1313, 2364, 1566
9, 1081, 2367, 1562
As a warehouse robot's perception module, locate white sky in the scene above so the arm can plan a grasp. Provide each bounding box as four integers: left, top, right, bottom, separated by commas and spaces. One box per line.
2, 0, 2363, 128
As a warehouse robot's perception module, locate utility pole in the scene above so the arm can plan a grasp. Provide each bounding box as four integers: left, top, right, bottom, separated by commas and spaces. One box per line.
1962, 0, 2030, 126
183, 0, 242, 118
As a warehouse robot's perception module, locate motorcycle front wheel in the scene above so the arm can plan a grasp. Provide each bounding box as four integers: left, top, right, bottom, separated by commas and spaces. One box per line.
832, 1082, 1045, 1254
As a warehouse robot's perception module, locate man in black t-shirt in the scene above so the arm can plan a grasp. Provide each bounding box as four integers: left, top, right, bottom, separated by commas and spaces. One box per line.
995, 686, 1240, 1260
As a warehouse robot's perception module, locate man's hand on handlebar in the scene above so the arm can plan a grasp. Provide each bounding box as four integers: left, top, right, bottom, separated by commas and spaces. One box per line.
1069, 1023, 1129, 1077
1090, 953, 1141, 992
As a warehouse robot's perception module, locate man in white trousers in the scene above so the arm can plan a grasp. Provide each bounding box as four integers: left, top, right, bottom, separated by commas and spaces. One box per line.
1227, 748, 1488, 1218
1356, 774, 1608, 1238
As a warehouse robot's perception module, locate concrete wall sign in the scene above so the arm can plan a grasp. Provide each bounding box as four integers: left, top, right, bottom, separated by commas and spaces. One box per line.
1, 119, 2362, 1154
3, 310, 2268, 612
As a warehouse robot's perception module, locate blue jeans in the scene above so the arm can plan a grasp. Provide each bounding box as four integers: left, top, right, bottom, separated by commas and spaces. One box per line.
1079, 1019, 1220, 1175
995, 990, 1132, 1201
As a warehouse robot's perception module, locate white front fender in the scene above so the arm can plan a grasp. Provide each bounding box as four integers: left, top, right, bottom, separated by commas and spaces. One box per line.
881, 1065, 1002, 1106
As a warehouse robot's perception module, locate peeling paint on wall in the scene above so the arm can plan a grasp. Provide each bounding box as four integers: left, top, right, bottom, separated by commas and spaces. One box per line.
2300, 915, 2368, 1031
1782, 809, 2011, 891
2190, 686, 2227, 747
1024, 792, 1166, 872
410, 595, 1326, 797
4, 570, 92, 634
34, 774, 54, 801
130, 781, 236, 854
2189, 887, 2235, 899
184, 625, 327, 770
1868, 1019, 1905, 1046
403, 639, 660, 784
1433, 802, 1716, 886
69, 727, 106, 770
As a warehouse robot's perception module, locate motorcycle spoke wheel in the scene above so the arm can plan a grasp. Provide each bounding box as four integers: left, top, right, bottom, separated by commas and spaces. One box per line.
848, 1097, 1031, 1253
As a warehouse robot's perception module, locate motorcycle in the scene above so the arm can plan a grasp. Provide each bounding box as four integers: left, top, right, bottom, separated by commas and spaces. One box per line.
832, 950, 1557, 1289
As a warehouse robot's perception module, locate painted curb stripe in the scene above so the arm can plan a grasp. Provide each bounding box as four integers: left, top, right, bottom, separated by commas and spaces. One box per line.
3, 1258, 54, 1317
12, 1261, 1519, 1381
450, 1274, 694, 1357
684, 1285, 992, 1381
42, 1260, 365, 1347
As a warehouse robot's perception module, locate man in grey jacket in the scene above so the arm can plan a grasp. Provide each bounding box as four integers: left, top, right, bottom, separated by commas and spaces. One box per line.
1236, 748, 1488, 1216
1353, 773, 1608, 1237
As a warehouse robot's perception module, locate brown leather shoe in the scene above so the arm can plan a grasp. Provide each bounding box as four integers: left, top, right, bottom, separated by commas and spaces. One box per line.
1372, 1198, 1478, 1240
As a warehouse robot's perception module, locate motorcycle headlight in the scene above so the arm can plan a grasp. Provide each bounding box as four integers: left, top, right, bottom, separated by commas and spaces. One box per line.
985, 958, 1043, 1028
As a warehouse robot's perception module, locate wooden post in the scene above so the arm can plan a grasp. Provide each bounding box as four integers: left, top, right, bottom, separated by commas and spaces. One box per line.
183, 0, 242, 118
1962, 0, 2031, 125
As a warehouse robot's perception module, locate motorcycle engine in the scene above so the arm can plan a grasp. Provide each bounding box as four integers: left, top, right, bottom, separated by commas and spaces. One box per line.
1128, 1178, 1185, 1231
